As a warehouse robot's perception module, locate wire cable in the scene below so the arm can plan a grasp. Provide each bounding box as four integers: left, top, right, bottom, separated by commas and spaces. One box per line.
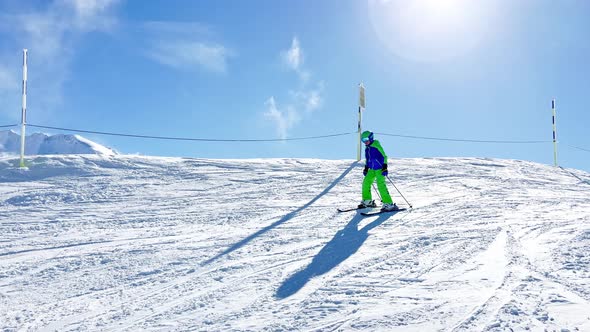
375, 132, 551, 144
564, 144, 590, 153
19, 124, 581, 149
0, 124, 18, 128
27, 124, 355, 142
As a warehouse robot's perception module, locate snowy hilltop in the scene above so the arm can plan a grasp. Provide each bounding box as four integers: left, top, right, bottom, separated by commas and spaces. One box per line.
0, 154, 589, 331
0, 130, 116, 156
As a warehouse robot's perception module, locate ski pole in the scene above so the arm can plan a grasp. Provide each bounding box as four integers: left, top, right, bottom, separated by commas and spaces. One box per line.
372, 183, 382, 201
385, 175, 413, 209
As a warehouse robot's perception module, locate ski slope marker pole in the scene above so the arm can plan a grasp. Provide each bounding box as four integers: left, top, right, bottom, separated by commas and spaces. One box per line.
357, 83, 365, 161
19, 49, 28, 168
551, 98, 558, 167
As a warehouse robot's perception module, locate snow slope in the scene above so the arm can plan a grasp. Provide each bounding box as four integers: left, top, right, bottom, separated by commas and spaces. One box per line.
0, 155, 589, 331
0, 130, 116, 156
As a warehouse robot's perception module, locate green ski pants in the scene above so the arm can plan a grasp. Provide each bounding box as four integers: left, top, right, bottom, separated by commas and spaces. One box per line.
362, 169, 393, 204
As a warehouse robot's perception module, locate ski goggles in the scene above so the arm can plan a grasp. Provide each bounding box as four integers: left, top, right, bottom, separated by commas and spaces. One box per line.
361, 137, 371, 143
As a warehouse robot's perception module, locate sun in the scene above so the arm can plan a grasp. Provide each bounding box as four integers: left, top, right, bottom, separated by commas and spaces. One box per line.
367, 0, 492, 62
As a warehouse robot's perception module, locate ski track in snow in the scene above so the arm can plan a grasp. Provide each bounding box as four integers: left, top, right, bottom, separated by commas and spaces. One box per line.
1, 155, 589, 331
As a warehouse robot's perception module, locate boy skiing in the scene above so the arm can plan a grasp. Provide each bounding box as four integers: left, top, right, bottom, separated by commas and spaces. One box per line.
358, 131, 398, 212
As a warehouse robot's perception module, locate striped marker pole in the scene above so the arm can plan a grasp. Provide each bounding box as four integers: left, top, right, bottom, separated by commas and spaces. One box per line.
357, 83, 365, 161
19, 49, 28, 168
552, 98, 558, 167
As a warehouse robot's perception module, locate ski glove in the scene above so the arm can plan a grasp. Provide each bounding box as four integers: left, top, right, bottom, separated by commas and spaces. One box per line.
363, 165, 369, 176
381, 164, 388, 177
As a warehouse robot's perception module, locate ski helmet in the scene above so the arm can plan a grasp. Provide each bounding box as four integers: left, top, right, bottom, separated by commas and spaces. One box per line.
361, 131, 374, 143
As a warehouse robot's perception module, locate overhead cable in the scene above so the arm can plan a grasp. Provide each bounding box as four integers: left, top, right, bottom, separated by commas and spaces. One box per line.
376, 132, 551, 144
27, 124, 354, 142
564, 144, 590, 153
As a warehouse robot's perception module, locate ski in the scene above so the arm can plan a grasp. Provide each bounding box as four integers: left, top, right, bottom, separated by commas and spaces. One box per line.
360, 208, 407, 216
337, 207, 366, 212
337, 204, 379, 212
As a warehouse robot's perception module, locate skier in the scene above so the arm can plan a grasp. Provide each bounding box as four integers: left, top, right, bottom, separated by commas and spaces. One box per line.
358, 131, 398, 211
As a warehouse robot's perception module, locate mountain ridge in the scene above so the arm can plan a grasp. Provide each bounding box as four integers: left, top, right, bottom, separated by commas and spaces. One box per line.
0, 129, 116, 156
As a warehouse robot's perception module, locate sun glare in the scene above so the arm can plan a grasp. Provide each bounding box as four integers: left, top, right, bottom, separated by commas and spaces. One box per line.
368, 0, 492, 62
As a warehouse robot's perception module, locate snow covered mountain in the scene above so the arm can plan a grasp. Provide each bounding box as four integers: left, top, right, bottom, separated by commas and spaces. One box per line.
0, 130, 116, 156
0, 155, 589, 331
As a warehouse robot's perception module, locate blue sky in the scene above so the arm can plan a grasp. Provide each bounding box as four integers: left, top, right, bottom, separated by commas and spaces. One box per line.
0, 0, 589, 172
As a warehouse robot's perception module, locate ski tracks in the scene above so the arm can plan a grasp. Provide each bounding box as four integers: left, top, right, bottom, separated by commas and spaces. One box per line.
451, 222, 590, 331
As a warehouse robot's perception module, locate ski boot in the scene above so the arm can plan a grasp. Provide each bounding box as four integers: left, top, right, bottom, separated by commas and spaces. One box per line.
381, 203, 399, 212
358, 200, 377, 209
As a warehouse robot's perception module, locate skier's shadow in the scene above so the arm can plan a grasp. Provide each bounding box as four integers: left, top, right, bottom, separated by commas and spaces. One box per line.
202, 162, 359, 266
275, 213, 392, 299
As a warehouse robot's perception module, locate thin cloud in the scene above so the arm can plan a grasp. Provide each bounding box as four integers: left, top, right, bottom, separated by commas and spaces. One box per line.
264, 97, 301, 140
306, 88, 323, 111
143, 21, 234, 73
65, 0, 119, 31
67, 0, 118, 18
148, 40, 232, 73
282, 37, 303, 71
282, 37, 310, 82
0, 0, 120, 118
264, 37, 324, 138
291, 81, 325, 112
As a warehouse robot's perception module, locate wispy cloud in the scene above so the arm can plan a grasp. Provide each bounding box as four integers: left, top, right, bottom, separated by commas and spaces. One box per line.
290, 81, 325, 112
281, 37, 310, 81
264, 97, 301, 139
264, 37, 324, 138
64, 0, 119, 31
2, 1, 119, 58
149, 40, 232, 73
0, 0, 120, 119
143, 21, 234, 73
282, 37, 303, 71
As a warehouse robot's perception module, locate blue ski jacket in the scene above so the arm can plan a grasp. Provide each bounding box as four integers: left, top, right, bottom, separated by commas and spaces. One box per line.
365, 140, 388, 170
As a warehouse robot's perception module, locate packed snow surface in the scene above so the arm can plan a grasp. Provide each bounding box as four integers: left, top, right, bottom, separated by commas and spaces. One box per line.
0, 155, 589, 331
